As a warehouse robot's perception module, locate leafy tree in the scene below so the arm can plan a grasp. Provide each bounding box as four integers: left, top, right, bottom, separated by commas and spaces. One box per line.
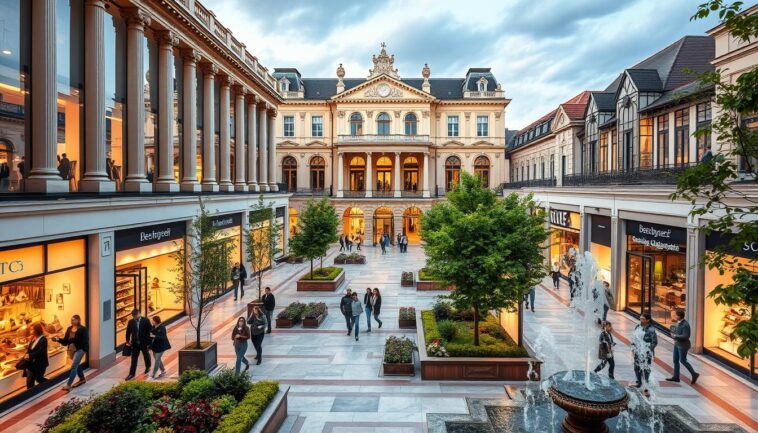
289, 198, 340, 276
672, 1, 758, 359
169, 200, 236, 349
421, 172, 549, 345
244, 196, 282, 301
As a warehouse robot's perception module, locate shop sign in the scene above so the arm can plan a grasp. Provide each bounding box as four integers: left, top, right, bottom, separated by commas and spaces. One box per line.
0, 245, 45, 284
627, 220, 686, 252
706, 231, 758, 260
591, 215, 612, 247
115, 222, 186, 251
550, 210, 580, 230
210, 213, 241, 230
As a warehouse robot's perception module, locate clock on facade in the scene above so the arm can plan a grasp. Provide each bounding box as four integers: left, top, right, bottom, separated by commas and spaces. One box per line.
377, 83, 391, 97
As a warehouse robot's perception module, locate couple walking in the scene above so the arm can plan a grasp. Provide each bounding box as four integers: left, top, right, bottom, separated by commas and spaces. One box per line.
340, 288, 382, 341
231, 305, 268, 373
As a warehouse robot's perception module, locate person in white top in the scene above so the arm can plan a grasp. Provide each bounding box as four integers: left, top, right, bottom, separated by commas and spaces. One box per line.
551, 262, 561, 290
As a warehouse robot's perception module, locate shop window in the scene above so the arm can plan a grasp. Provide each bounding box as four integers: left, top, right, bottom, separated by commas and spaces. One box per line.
57, 0, 84, 191
403, 156, 419, 191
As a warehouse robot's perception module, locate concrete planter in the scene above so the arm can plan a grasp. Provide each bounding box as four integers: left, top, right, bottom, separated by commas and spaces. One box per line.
249, 385, 289, 433
297, 269, 345, 291
302, 312, 327, 328
178, 341, 218, 374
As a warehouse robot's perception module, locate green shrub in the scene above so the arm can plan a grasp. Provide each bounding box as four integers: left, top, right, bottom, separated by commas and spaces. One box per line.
383, 336, 415, 363
178, 368, 209, 389
302, 266, 342, 280
84, 387, 148, 433
421, 310, 528, 358
213, 395, 239, 416
479, 334, 497, 346
454, 307, 476, 321
481, 322, 506, 339
180, 376, 217, 402
212, 369, 252, 402
432, 299, 453, 320
399, 306, 416, 320
303, 302, 328, 319
276, 301, 306, 321
437, 319, 458, 341
40, 398, 89, 433
214, 381, 280, 433
418, 267, 436, 281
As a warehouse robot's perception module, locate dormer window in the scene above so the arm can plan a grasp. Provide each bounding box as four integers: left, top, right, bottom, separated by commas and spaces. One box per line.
476, 77, 488, 92
279, 77, 290, 93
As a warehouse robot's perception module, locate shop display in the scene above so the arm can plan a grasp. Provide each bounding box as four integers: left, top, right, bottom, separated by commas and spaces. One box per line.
548, 210, 581, 277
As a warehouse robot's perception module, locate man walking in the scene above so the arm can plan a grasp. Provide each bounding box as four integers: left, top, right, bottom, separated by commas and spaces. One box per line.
355, 234, 362, 251
124, 309, 152, 381
238, 263, 248, 299
380, 234, 387, 254
602, 281, 614, 323
666, 309, 700, 384
551, 262, 560, 290
401, 234, 408, 253
261, 287, 275, 334
339, 235, 345, 252
340, 289, 354, 336
632, 313, 657, 397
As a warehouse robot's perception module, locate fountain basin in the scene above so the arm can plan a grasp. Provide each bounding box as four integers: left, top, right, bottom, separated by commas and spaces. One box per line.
548, 370, 628, 433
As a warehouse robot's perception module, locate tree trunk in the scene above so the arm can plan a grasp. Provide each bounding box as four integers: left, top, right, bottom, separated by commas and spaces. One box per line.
195, 301, 203, 349
258, 274, 263, 300
473, 304, 480, 346
310, 258, 314, 276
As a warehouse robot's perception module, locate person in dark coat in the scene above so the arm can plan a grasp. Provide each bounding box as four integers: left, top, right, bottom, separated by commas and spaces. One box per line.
58, 153, 71, 179
261, 286, 275, 333
339, 235, 345, 252
238, 263, 248, 298
667, 309, 699, 384
248, 306, 267, 365
593, 321, 616, 379
231, 317, 251, 373
125, 309, 152, 380
363, 288, 373, 332
231, 263, 241, 300
24, 323, 49, 389
632, 313, 658, 396
370, 288, 383, 328
52, 314, 89, 390
149, 316, 171, 379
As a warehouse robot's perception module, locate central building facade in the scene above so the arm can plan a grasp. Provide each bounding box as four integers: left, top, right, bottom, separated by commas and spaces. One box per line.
273, 45, 509, 245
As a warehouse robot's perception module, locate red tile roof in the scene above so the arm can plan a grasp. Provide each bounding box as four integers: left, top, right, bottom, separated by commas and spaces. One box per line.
560, 90, 591, 120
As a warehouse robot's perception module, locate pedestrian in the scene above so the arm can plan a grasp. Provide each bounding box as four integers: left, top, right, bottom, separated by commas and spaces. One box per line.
239, 263, 248, 298
632, 313, 657, 397
231, 262, 241, 301
666, 309, 700, 384
363, 288, 373, 332
602, 281, 614, 323
593, 321, 616, 379
52, 314, 88, 391
551, 262, 561, 290
340, 289, 354, 335
371, 288, 383, 328
346, 236, 353, 252
261, 286, 275, 333
149, 316, 170, 379
356, 234, 362, 251
58, 153, 71, 180
524, 286, 535, 312
23, 323, 48, 389
700, 144, 713, 163
568, 266, 576, 301
380, 234, 387, 254
396, 233, 401, 247
350, 292, 363, 341
339, 234, 345, 252
401, 234, 408, 253
231, 317, 251, 373
125, 309, 152, 381
248, 306, 267, 365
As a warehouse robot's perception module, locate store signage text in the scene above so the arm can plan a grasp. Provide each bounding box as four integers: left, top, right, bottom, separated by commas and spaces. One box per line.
627, 220, 686, 252
116, 222, 186, 251
630, 236, 681, 252
0, 260, 24, 276
743, 242, 758, 252
550, 210, 571, 228
139, 228, 173, 243
212, 217, 233, 228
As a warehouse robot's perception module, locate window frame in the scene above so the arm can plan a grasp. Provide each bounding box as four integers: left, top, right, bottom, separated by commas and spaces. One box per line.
447, 115, 459, 137
283, 115, 295, 137
476, 115, 489, 137
311, 115, 323, 137
404, 112, 418, 136
376, 112, 391, 136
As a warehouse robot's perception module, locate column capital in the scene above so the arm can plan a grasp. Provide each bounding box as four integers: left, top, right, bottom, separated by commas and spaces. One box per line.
157, 30, 179, 48
181, 48, 200, 64
123, 7, 151, 28
246, 93, 259, 105
232, 83, 246, 94
84, 0, 106, 8
219, 75, 233, 87
201, 63, 218, 77
267, 107, 277, 117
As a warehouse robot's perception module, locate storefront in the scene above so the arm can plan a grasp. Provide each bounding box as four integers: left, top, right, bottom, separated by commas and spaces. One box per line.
625, 220, 687, 330
114, 222, 186, 348
211, 213, 242, 296
549, 209, 581, 276
288, 207, 299, 238
0, 238, 88, 408
703, 232, 757, 380
275, 207, 285, 259
373, 207, 394, 246
589, 215, 612, 284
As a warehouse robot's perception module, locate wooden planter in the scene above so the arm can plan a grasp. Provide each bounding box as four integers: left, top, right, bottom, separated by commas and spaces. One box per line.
275, 317, 296, 328
334, 256, 366, 265
383, 358, 415, 376
178, 341, 218, 374
398, 318, 417, 329
303, 312, 327, 328
401, 277, 415, 287
249, 385, 289, 433
297, 269, 345, 291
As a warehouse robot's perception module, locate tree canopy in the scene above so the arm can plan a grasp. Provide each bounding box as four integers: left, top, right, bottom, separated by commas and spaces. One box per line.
245, 196, 281, 300
289, 198, 340, 275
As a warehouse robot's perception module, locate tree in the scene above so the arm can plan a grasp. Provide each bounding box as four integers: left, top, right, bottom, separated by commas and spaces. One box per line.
289, 198, 339, 276
421, 172, 549, 345
169, 200, 236, 349
672, 1, 758, 359
244, 196, 282, 301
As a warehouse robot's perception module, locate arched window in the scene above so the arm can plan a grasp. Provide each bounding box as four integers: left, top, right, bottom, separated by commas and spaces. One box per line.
310, 156, 325, 191
377, 112, 391, 135
350, 113, 363, 136
445, 156, 461, 192
474, 155, 490, 187
282, 156, 297, 192
349, 156, 366, 191
403, 156, 419, 191
404, 113, 417, 136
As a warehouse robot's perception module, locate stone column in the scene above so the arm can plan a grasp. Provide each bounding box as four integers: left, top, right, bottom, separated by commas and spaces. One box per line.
79, 0, 115, 192
268, 109, 278, 191
610, 214, 622, 310
180, 49, 200, 192
155, 30, 179, 192
218, 76, 233, 191
394, 152, 401, 197
422, 152, 430, 197
246, 95, 258, 191
123, 8, 150, 192
27, 0, 69, 193
365, 152, 372, 197
336, 152, 344, 198
687, 223, 706, 352
258, 105, 269, 192
201, 64, 218, 192
234, 86, 247, 191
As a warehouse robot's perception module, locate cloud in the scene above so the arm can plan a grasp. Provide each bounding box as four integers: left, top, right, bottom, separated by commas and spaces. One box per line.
203, 0, 720, 128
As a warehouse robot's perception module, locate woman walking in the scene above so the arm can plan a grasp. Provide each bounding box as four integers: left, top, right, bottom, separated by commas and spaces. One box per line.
231, 263, 241, 301
231, 317, 251, 373
363, 288, 373, 332
551, 262, 561, 290
53, 315, 89, 390
248, 306, 268, 365
149, 316, 171, 379
593, 321, 616, 379
350, 292, 363, 341
371, 288, 383, 328
24, 323, 48, 389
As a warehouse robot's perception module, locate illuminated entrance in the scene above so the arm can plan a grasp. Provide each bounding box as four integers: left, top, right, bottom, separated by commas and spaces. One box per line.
343, 207, 365, 239
403, 207, 422, 244
373, 207, 394, 246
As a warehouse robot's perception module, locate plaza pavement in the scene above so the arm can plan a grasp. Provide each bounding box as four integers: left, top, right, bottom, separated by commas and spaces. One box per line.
0, 245, 755, 432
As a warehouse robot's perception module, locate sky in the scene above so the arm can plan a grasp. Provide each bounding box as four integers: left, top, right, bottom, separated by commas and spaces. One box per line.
203, 0, 721, 130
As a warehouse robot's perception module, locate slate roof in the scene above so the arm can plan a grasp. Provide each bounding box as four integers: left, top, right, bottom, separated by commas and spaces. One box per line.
626, 69, 664, 92
590, 92, 617, 112
639, 80, 715, 114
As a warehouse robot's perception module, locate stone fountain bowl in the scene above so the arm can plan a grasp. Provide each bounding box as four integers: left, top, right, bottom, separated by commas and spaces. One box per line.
548, 370, 629, 433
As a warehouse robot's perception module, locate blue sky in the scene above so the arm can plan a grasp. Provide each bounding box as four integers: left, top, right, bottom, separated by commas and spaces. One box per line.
204, 0, 721, 129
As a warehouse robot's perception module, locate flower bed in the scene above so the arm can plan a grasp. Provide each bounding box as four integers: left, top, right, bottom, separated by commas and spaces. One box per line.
276, 302, 306, 328
383, 336, 415, 376
401, 271, 415, 287
398, 306, 417, 329
302, 302, 328, 328
297, 266, 345, 292
334, 253, 366, 265
416, 268, 453, 291
44, 369, 283, 433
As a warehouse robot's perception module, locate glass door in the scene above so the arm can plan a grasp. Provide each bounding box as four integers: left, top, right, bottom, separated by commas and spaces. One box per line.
626, 253, 653, 316
349, 170, 364, 191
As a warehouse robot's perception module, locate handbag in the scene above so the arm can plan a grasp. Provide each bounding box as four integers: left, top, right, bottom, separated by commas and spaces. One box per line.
15, 358, 29, 371
122, 345, 132, 357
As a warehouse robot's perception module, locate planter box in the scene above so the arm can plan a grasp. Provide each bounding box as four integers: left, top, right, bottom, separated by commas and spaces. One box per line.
334, 256, 366, 265
398, 318, 417, 329
302, 312, 327, 328
178, 341, 218, 374
383, 359, 415, 376
249, 385, 289, 433
247, 300, 263, 318
287, 256, 305, 264
416, 310, 540, 381
275, 317, 296, 328
297, 270, 345, 292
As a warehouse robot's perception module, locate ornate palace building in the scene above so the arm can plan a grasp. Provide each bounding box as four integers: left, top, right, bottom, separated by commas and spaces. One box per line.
273, 45, 509, 245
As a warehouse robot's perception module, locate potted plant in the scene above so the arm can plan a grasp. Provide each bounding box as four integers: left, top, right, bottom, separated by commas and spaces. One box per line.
245, 196, 281, 317
401, 271, 415, 287
290, 198, 342, 291
302, 302, 328, 328
276, 302, 306, 328
398, 307, 417, 329
169, 201, 236, 373
334, 253, 349, 265
383, 336, 415, 376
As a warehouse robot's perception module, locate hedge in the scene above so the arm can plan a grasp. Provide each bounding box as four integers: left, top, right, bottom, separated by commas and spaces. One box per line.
421, 310, 528, 358
417, 268, 435, 281
301, 266, 343, 280
214, 380, 280, 433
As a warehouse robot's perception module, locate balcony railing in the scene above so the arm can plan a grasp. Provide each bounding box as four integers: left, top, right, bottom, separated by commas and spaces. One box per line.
401, 190, 423, 198
561, 163, 698, 187
291, 187, 331, 196
281, 91, 304, 99
336, 134, 431, 144
502, 178, 557, 189
463, 90, 505, 98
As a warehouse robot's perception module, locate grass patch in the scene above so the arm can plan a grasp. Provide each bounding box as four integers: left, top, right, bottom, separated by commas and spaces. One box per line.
301, 266, 343, 280
417, 267, 436, 281
421, 310, 528, 358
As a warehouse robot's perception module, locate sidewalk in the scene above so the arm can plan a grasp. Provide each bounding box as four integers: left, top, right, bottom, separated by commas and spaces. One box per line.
523, 277, 758, 432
